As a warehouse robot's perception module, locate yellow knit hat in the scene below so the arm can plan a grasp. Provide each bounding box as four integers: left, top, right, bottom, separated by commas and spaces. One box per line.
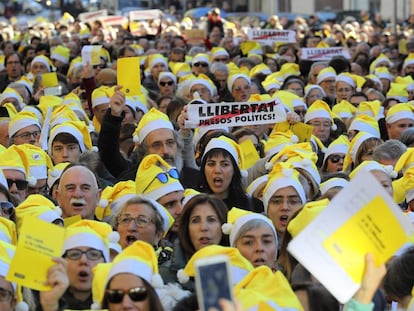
15, 194, 63, 230
135, 154, 183, 200
263, 162, 306, 213
287, 198, 329, 238
177, 245, 254, 285
64, 220, 120, 262
133, 108, 174, 144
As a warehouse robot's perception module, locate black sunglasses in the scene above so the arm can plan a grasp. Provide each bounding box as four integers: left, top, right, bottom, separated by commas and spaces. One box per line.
329, 154, 345, 163
106, 287, 148, 303
6, 179, 28, 190
0, 202, 14, 216
160, 81, 174, 86
193, 62, 208, 67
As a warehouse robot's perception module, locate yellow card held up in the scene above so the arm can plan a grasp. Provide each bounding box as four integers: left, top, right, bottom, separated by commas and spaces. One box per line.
7, 216, 65, 291
117, 57, 141, 96
42, 72, 59, 88
239, 139, 260, 169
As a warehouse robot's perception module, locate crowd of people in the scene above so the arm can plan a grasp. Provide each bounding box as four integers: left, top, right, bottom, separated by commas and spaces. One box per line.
0, 4, 414, 311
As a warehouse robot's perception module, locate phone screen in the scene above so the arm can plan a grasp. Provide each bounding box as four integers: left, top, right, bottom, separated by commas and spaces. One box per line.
196, 261, 233, 311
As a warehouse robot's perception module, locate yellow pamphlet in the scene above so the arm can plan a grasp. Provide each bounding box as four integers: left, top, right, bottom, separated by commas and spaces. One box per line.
42, 72, 59, 88
81, 45, 102, 66
287, 169, 413, 304
117, 57, 141, 96
64, 215, 82, 227
7, 217, 65, 291
239, 139, 260, 169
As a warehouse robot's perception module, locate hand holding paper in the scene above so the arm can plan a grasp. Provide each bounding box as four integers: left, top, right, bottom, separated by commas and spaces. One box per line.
109, 85, 126, 117
40, 257, 69, 311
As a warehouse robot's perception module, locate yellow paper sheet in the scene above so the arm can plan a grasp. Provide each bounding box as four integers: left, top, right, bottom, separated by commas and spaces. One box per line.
117, 57, 141, 96
239, 139, 260, 169
7, 217, 65, 291
42, 72, 59, 88
323, 195, 408, 283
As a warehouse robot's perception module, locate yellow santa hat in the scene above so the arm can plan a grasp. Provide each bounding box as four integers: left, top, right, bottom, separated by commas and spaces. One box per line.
234, 266, 303, 311
348, 114, 380, 137
15, 194, 63, 230
135, 154, 183, 200
403, 53, 414, 71
227, 70, 251, 92
323, 135, 350, 164
332, 99, 356, 119
273, 90, 304, 112
222, 207, 277, 247
211, 47, 229, 60
188, 73, 216, 97
250, 63, 272, 78
395, 148, 414, 174
8, 111, 40, 138
319, 177, 349, 196
246, 174, 268, 198
14, 144, 53, 182
317, 66, 336, 84
63, 220, 120, 262
177, 245, 254, 285
146, 53, 168, 71
133, 108, 174, 144
105, 240, 163, 288
202, 135, 245, 170
171, 62, 192, 78
386, 103, 414, 125
1, 87, 24, 109
191, 53, 211, 67
91, 85, 114, 109
51, 45, 70, 64
241, 41, 262, 56
374, 66, 393, 81
264, 130, 298, 157
369, 53, 392, 73
287, 198, 329, 238
349, 160, 397, 180
304, 84, 326, 98
386, 83, 409, 102
393, 166, 414, 204
304, 100, 337, 130
262, 73, 281, 93
279, 63, 300, 81
335, 72, 365, 90
96, 180, 136, 221
356, 100, 383, 120
263, 162, 306, 213
395, 76, 414, 92
0, 145, 34, 186
31, 55, 53, 73
91, 262, 112, 309
48, 120, 92, 154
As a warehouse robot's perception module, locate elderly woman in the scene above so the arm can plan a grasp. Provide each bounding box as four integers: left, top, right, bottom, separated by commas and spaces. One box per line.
112, 195, 174, 265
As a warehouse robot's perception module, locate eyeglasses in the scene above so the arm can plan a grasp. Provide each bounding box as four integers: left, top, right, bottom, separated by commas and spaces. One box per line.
118, 215, 154, 228
63, 248, 104, 261
6, 179, 28, 190
0, 202, 14, 216
329, 154, 345, 163
142, 168, 180, 193
193, 62, 208, 67
106, 287, 148, 304
159, 81, 174, 86
269, 196, 302, 207
0, 288, 13, 302
13, 130, 40, 140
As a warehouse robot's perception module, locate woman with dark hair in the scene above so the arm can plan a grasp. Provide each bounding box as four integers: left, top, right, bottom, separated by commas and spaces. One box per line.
159, 193, 228, 288
198, 135, 263, 212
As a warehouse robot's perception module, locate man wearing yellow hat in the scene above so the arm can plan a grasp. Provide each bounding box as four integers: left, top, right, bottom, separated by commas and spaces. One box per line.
55, 164, 102, 220
386, 104, 414, 140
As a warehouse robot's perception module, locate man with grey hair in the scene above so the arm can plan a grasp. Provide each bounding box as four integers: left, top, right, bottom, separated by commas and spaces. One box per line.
372, 140, 407, 168
211, 62, 232, 101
